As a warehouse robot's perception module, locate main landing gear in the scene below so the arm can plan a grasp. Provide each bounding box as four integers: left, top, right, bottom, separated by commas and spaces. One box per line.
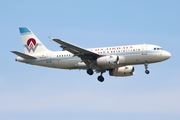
87, 61, 94, 75
86, 60, 106, 82
144, 62, 150, 74
97, 70, 105, 82
97, 71, 105, 82
86, 69, 105, 82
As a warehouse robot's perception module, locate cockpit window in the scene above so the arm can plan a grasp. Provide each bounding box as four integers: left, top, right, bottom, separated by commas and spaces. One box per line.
154, 47, 163, 50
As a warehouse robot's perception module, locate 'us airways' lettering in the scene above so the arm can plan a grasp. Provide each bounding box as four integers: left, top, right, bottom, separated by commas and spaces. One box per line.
94, 46, 133, 51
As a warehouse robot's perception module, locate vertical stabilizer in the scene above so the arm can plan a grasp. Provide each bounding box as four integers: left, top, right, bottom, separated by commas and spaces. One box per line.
19, 27, 50, 54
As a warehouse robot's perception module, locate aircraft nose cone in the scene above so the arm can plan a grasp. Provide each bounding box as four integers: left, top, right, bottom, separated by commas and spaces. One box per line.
165, 51, 171, 59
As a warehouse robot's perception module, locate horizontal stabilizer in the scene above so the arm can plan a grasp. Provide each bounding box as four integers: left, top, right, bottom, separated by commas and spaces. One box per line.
11, 51, 37, 59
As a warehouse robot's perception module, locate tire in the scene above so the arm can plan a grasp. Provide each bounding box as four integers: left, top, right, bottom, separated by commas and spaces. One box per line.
145, 70, 150, 74
87, 69, 93, 75
97, 76, 104, 82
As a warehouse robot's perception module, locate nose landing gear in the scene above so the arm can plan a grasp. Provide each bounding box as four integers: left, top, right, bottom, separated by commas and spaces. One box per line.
144, 62, 150, 74
145, 70, 150, 74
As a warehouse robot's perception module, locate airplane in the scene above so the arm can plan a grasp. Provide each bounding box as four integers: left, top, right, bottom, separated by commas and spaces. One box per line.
11, 27, 171, 82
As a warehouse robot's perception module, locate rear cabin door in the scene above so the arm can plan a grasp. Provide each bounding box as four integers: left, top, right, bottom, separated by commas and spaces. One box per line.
46, 52, 52, 63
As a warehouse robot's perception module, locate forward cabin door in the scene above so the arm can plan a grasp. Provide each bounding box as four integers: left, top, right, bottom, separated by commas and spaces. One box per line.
142, 44, 147, 55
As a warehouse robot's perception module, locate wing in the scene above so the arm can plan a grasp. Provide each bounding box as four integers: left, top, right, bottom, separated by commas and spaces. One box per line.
52, 39, 100, 56
52, 39, 101, 65
52, 38, 102, 67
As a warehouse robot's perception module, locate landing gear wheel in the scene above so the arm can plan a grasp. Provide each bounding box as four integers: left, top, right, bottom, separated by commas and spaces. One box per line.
145, 70, 150, 74
97, 76, 104, 82
87, 69, 94, 75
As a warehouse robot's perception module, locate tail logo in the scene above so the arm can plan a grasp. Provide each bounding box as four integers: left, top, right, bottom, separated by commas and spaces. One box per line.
25, 38, 38, 52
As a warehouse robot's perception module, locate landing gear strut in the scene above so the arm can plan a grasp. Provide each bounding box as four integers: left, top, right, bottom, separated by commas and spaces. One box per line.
144, 62, 150, 74
87, 61, 94, 75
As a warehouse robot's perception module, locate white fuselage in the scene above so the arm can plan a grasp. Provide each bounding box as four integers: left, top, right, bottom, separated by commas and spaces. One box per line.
13, 27, 171, 81
16, 44, 171, 70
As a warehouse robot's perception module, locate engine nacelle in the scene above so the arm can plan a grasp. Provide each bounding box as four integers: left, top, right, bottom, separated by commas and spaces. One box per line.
109, 66, 135, 77
97, 55, 125, 66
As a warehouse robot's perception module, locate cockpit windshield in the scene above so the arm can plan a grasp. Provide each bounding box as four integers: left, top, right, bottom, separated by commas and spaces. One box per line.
154, 47, 163, 50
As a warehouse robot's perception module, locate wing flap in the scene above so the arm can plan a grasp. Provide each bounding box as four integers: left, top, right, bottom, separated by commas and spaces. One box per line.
11, 51, 37, 59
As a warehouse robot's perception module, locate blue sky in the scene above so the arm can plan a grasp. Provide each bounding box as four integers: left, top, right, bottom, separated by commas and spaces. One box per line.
0, 0, 180, 120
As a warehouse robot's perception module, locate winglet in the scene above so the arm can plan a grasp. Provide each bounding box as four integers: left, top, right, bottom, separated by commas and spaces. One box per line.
48, 36, 53, 41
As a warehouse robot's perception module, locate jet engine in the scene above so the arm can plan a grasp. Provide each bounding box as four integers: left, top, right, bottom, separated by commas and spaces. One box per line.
97, 55, 125, 66
109, 66, 135, 76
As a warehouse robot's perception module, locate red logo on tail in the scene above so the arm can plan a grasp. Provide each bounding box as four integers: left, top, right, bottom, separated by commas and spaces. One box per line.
25, 38, 38, 52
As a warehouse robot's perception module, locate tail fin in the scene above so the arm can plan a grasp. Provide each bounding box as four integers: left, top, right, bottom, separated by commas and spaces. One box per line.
19, 27, 50, 54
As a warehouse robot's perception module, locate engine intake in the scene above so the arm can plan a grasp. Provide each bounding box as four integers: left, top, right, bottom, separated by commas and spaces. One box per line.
109, 66, 135, 77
